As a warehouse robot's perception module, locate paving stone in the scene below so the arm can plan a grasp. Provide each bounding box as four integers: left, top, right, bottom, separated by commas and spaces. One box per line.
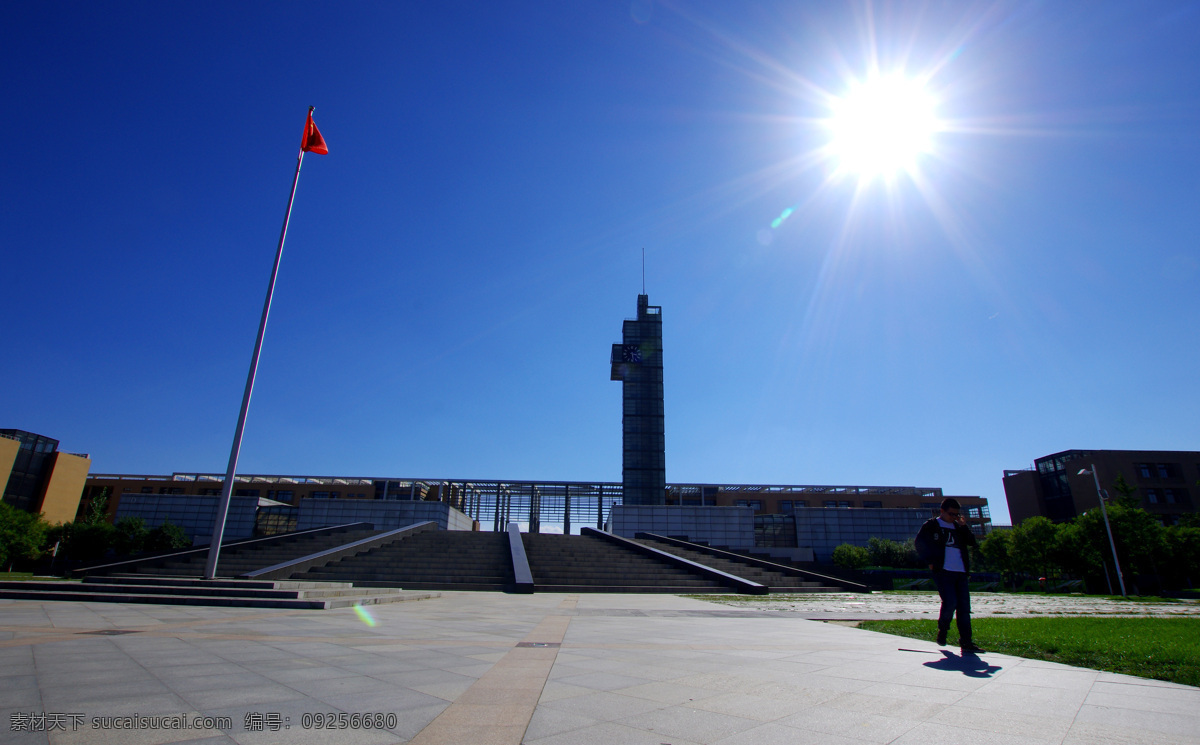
540, 691, 667, 722
523, 706, 601, 741
616, 705, 762, 743
712, 721, 867, 745
778, 706, 921, 743
524, 720, 705, 745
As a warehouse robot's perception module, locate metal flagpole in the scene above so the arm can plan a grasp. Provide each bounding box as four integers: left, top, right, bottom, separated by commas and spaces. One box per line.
204, 111, 313, 580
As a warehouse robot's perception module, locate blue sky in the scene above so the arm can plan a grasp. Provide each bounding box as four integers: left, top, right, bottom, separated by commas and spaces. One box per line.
4, 1, 1199, 526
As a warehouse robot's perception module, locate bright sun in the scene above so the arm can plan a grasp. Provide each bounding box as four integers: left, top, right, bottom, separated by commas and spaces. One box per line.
827, 74, 939, 180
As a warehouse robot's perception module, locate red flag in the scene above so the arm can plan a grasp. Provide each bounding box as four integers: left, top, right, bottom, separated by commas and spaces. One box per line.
301, 110, 328, 154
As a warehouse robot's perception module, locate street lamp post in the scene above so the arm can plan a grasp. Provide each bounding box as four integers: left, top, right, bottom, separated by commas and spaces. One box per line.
1079, 465, 1126, 597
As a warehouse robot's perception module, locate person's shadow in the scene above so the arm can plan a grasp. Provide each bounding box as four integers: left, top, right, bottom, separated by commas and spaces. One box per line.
922, 650, 1003, 678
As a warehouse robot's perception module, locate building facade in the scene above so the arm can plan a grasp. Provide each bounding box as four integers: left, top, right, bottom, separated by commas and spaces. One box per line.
665, 483, 991, 535
84, 473, 989, 561
1, 429, 91, 524
1004, 449, 1200, 525
610, 294, 666, 505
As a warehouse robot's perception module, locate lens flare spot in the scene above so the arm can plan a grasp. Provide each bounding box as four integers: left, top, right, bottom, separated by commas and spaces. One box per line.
353, 604, 377, 627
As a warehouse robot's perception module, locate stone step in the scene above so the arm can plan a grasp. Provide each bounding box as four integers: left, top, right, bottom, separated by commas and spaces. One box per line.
296, 531, 515, 589
1, 580, 396, 600
632, 536, 847, 593
534, 584, 734, 594
91, 575, 355, 590
521, 533, 734, 592
0, 583, 438, 609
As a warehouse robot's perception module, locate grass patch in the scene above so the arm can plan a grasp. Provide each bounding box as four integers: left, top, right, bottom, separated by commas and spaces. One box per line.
0, 572, 72, 582
860, 617, 1200, 687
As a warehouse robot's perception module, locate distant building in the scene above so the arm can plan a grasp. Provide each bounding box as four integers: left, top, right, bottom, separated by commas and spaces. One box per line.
79, 472, 415, 528
85, 472, 989, 561
0, 429, 91, 524
611, 294, 666, 505
667, 482, 990, 536
1004, 449, 1200, 525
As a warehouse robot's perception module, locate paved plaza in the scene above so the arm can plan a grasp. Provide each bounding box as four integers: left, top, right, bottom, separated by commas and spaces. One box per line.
1, 591, 1198, 745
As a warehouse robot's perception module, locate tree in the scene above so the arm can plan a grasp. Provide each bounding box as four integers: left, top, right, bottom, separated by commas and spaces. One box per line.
145, 520, 191, 552
63, 522, 116, 563
1103, 502, 1167, 578
1163, 526, 1200, 589
1053, 519, 1106, 587
978, 530, 1013, 578
1010, 516, 1060, 580
113, 517, 149, 556
832, 543, 869, 570
0, 502, 49, 569
1111, 473, 1140, 509
866, 537, 920, 569
81, 487, 112, 526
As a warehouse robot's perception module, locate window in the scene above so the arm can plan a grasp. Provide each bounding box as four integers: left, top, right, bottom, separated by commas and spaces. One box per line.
778, 500, 794, 514
1164, 489, 1177, 504
158, 487, 184, 495
140, 487, 153, 494
1147, 489, 1158, 504
1157, 464, 1170, 478
863, 501, 882, 508
235, 489, 260, 497
735, 499, 763, 511
311, 491, 330, 499
823, 500, 837, 508
1138, 464, 1152, 478
199, 488, 221, 496
838, 500, 852, 508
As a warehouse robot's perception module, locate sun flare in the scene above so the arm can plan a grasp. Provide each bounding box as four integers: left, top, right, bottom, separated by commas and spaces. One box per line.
827, 74, 939, 180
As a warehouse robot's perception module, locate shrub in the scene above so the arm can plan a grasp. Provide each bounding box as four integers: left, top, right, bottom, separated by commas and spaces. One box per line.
0, 502, 49, 569
146, 520, 191, 552
867, 537, 921, 568
113, 517, 149, 556
832, 543, 870, 570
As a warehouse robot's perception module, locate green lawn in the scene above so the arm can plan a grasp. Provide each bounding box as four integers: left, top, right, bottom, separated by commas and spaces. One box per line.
0, 572, 72, 582
860, 617, 1200, 686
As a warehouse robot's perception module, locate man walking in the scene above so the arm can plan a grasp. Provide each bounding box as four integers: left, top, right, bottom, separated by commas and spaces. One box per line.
915, 498, 986, 654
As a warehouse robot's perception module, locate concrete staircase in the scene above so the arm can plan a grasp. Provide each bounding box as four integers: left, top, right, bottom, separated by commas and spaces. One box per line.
294, 530, 516, 591
635, 534, 858, 593
522, 533, 731, 593
116, 525, 380, 578
0, 576, 437, 609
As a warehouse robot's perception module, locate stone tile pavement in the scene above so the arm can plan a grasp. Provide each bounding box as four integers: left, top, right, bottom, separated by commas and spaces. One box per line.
1, 592, 1197, 744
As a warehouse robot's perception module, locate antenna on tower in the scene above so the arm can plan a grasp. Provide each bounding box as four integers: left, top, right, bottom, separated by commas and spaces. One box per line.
642, 247, 645, 294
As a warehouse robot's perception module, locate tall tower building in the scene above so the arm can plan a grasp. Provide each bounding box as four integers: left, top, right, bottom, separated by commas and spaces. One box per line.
610, 294, 665, 505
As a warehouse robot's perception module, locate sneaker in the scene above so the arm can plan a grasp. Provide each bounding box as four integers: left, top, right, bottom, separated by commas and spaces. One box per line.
936, 629, 948, 646
960, 642, 986, 654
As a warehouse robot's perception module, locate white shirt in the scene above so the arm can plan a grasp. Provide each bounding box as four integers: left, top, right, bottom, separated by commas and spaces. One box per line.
938, 518, 966, 573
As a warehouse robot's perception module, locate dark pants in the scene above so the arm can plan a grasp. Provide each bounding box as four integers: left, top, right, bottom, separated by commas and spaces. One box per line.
934, 570, 972, 642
